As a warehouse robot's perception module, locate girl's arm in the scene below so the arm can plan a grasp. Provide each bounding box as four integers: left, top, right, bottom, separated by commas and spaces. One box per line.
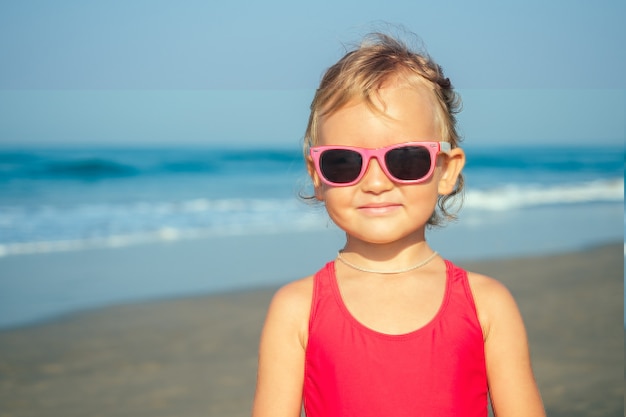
252, 277, 313, 417
469, 273, 546, 417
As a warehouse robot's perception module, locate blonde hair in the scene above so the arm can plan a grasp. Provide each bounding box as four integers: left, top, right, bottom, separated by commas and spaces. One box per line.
303, 32, 464, 226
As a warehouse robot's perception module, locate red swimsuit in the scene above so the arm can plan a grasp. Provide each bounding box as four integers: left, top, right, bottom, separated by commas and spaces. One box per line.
304, 260, 488, 417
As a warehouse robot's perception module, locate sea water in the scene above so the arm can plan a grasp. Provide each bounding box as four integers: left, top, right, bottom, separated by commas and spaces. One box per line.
0, 145, 623, 328
0, 145, 622, 256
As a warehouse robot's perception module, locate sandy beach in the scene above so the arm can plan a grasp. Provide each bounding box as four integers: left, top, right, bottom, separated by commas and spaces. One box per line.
0, 239, 622, 417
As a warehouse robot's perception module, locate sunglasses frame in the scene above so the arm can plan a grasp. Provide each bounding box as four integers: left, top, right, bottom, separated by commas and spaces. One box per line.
309, 141, 451, 187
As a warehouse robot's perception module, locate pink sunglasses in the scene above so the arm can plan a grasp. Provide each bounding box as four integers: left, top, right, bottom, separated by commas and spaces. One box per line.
310, 141, 451, 186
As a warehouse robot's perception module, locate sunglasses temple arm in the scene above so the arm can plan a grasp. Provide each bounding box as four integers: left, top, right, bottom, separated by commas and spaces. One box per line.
439, 142, 452, 153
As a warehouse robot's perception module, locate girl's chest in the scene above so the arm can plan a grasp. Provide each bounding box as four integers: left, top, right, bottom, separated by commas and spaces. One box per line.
337, 276, 447, 335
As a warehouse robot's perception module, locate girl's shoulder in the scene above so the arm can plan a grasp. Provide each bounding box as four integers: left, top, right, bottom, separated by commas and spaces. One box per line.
466, 270, 512, 298
465, 271, 522, 341
271, 275, 315, 313
264, 275, 315, 348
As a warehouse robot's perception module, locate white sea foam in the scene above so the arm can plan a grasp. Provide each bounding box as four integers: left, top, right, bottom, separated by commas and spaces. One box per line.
0, 179, 623, 258
0, 216, 328, 258
465, 178, 623, 211
0, 198, 328, 257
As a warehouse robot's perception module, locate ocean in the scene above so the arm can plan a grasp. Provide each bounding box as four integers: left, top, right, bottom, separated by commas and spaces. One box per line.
0, 145, 622, 257
0, 144, 623, 328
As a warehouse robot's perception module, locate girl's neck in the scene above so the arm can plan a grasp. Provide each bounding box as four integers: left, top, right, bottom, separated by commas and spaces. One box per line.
341, 234, 433, 269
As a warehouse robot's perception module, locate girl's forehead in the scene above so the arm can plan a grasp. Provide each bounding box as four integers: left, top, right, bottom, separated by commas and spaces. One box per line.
318, 86, 440, 147
321, 77, 437, 117
321, 85, 438, 127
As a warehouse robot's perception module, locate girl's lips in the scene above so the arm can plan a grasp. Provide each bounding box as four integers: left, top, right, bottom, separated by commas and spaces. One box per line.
357, 203, 402, 215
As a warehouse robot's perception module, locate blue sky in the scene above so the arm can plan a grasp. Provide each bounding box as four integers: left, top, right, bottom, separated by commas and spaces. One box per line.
0, 0, 624, 147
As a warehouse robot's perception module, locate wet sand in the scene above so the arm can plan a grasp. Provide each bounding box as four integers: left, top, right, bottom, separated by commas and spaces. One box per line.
0, 242, 622, 416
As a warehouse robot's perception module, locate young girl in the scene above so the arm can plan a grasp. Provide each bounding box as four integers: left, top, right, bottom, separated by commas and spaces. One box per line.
253, 33, 545, 417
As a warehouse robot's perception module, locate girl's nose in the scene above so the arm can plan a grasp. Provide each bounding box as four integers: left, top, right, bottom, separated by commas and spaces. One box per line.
359, 158, 393, 193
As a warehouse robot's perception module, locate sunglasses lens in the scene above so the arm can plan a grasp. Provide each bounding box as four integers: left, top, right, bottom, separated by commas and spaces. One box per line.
320, 149, 363, 184
385, 146, 431, 181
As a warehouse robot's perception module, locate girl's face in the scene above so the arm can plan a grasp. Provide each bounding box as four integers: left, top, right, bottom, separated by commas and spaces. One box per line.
310, 84, 463, 247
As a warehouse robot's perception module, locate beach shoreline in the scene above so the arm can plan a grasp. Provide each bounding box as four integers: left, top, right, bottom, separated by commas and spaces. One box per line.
0, 241, 623, 416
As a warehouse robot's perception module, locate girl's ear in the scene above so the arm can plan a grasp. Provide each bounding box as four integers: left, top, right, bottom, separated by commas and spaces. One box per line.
438, 147, 465, 195
306, 156, 325, 201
